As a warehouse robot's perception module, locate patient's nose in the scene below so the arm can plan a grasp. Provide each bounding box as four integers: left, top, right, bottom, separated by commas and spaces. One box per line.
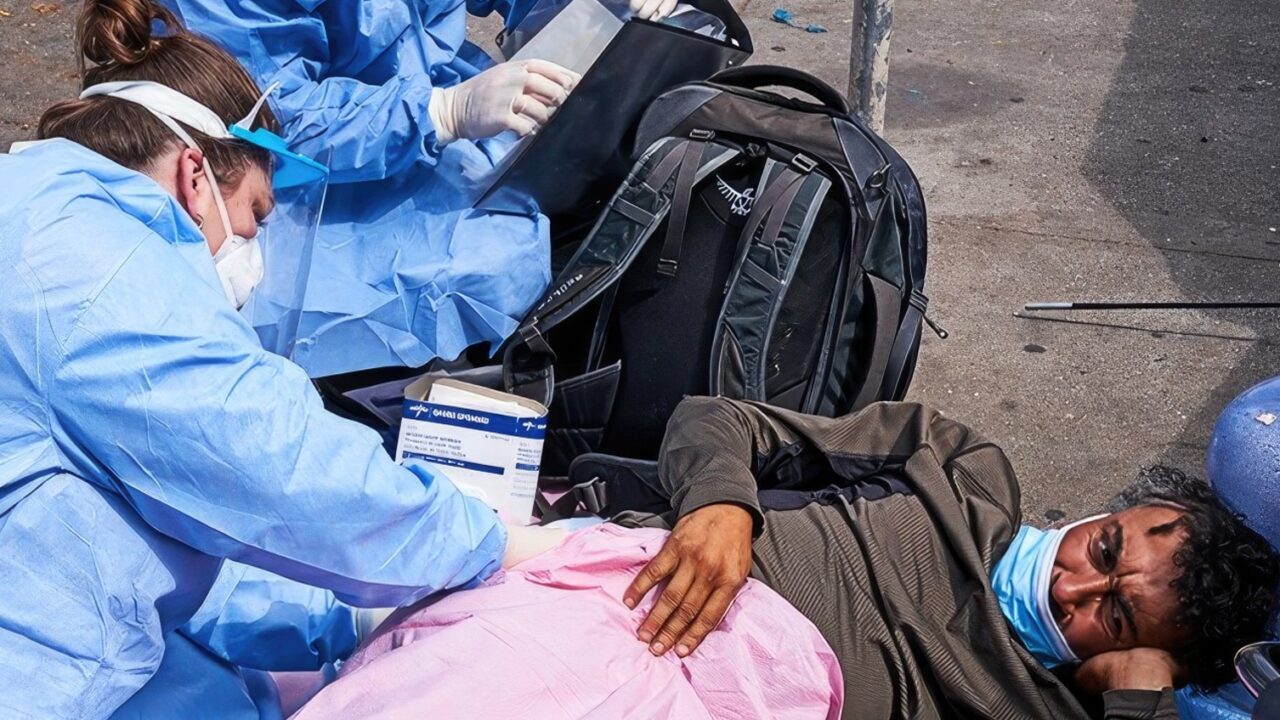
1053, 571, 1110, 609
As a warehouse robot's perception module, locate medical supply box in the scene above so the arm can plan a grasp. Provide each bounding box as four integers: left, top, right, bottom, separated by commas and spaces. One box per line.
395, 377, 548, 524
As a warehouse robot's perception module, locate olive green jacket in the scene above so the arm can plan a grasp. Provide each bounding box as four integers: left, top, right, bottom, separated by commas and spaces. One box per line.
642, 397, 1178, 719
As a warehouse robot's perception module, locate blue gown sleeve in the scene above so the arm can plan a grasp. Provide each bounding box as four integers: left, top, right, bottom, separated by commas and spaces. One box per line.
180, 561, 359, 672
49, 233, 507, 609
161, 0, 444, 184
268, 70, 440, 184
467, 0, 540, 27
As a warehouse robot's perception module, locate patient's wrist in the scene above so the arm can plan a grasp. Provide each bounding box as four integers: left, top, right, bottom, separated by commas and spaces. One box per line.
1111, 664, 1174, 691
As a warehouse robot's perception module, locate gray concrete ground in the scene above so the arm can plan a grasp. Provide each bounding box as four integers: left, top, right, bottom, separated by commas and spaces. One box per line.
2, 0, 1276, 522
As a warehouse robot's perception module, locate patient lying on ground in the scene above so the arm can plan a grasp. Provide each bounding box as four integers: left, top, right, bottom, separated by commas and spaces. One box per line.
297, 398, 1279, 720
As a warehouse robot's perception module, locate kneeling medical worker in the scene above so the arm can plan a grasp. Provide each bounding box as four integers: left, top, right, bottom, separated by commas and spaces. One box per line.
0, 3, 553, 717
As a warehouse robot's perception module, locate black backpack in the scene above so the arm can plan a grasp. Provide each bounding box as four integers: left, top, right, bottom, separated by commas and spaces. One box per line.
504, 66, 937, 478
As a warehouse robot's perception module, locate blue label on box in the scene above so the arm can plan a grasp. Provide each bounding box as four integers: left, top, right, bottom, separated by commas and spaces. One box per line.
402, 451, 506, 476
402, 400, 547, 439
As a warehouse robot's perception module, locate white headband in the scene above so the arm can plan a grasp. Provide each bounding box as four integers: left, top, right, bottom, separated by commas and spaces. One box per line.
78, 80, 274, 239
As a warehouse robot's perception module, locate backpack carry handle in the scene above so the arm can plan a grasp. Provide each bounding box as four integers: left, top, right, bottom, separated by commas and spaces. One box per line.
711, 65, 852, 115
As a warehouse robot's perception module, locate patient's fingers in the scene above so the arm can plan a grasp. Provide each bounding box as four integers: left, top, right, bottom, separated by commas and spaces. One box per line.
675, 586, 738, 657
624, 544, 677, 609
636, 564, 695, 651
652, 578, 711, 656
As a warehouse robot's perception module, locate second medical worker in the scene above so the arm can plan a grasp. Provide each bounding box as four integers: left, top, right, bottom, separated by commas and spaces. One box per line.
0, 2, 533, 716
158, 0, 587, 376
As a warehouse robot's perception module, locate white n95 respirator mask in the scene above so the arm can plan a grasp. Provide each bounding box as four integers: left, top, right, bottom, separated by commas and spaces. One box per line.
211, 233, 265, 310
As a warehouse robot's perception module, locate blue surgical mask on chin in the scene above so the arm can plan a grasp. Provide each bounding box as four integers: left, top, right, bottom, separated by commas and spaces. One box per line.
990, 518, 1101, 668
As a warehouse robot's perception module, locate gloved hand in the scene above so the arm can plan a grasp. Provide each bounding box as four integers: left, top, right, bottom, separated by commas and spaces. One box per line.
502, 523, 569, 569
354, 607, 397, 644
630, 0, 678, 20
428, 59, 580, 144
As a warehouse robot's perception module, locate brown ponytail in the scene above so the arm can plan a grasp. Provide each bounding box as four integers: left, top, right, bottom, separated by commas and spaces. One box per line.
77, 0, 177, 73
39, 0, 279, 188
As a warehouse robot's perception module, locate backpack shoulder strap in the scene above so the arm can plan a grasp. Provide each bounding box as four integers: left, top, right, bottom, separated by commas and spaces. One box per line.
505, 136, 739, 402
710, 154, 832, 401
656, 135, 731, 277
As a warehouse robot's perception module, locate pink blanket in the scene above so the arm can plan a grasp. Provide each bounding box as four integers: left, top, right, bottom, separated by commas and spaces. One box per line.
294, 524, 843, 719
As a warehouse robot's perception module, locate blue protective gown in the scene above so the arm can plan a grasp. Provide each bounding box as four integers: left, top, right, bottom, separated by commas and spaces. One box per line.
0, 139, 506, 718
161, 0, 551, 378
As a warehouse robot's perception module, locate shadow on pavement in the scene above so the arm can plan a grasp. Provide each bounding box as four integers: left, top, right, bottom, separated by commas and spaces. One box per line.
1082, 0, 1280, 466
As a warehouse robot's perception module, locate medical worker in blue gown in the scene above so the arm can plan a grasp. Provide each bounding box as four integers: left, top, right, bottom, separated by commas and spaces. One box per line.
159, 0, 674, 377
0, 3, 552, 717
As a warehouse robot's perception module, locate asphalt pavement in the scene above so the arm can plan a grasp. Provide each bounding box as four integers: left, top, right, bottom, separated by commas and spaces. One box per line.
1, 0, 1276, 522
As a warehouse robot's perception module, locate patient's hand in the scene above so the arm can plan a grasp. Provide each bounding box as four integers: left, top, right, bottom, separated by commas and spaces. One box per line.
623, 503, 753, 658
1074, 648, 1184, 694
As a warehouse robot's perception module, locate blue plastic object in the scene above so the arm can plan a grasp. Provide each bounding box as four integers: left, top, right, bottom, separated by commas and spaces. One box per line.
771, 8, 827, 33
0, 140, 505, 716
228, 124, 328, 189
1208, 375, 1280, 550
1177, 683, 1257, 720
1184, 375, 1280, 720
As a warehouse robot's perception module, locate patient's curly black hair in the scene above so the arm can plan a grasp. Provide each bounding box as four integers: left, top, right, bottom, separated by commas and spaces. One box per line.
1107, 465, 1279, 690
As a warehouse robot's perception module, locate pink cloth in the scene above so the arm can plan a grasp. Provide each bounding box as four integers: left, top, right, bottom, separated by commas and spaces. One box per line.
294, 524, 843, 719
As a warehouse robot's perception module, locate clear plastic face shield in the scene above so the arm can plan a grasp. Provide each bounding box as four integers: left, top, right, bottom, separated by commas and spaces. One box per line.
79, 80, 329, 359
499, 0, 727, 61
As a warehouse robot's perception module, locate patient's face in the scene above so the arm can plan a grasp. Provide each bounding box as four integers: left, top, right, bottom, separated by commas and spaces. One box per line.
1050, 506, 1188, 660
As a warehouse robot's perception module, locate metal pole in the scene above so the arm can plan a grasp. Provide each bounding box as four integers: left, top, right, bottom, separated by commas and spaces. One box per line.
1024, 301, 1280, 311
848, 0, 894, 133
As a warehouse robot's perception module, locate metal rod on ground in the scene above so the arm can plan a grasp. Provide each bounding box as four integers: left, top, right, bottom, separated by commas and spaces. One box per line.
848, 0, 894, 133
1024, 301, 1280, 311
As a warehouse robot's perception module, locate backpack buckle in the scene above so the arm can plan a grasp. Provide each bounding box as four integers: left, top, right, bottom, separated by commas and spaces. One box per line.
790, 153, 817, 173
519, 322, 553, 354
656, 257, 679, 277
571, 476, 608, 515
908, 288, 929, 312
689, 128, 716, 141
867, 164, 891, 191
909, 290, 949, 338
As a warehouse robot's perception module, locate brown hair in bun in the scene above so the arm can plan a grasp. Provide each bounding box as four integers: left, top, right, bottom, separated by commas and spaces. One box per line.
39, 0, 278, 187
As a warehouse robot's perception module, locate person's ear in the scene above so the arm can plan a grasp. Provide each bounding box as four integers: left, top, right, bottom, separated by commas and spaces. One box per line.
175, 147, 211, 229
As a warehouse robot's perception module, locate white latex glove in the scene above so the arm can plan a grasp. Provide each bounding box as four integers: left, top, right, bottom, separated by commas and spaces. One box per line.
502, 523, 569, 568
354, 607, 397, 644
629, 0, 678, 21
428, 59, 580, 144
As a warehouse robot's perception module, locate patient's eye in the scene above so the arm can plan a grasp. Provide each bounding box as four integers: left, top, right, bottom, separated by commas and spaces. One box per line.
1100, 538, 1116, 569
1109, 599, 1124, 636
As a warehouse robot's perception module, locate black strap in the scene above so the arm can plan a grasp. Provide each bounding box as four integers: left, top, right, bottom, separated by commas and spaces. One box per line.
656, 141, 708, 277
739, 155, 815, 247
614, 197, 656, 226
851, 276, 901, 409
517, 322, 554, 356
734, 165, 801, 252
502, 345, 555, 405
881, 289, 927, 400
757, 171, 809, 249
535, 475, 610, 523
645, 141, 688, 195
585, 283, 620, 372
